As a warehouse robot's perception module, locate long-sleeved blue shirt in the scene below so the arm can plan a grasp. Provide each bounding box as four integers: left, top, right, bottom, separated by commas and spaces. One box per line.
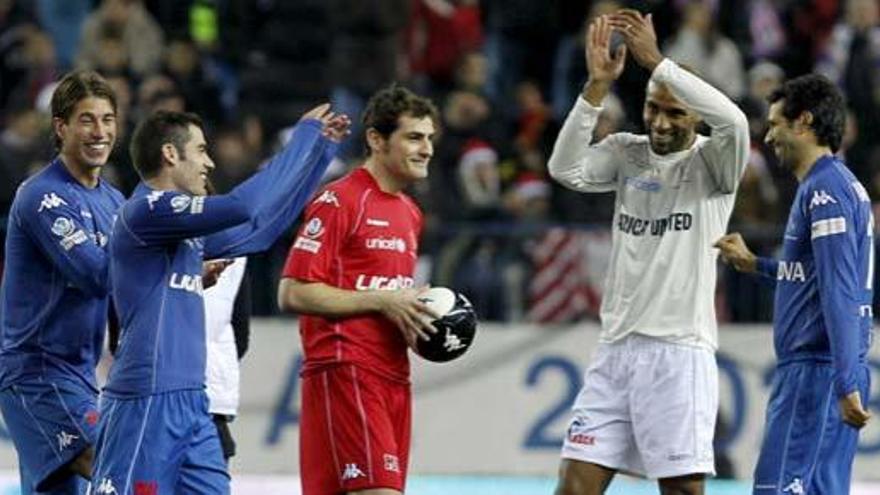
756, 155, 874, 398
0, 158, 124, 392
104, 119, 336, 398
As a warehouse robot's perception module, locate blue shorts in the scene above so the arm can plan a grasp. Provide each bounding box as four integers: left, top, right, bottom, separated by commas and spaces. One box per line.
92, 389, 229, 495
0, 379, 97, 494
753, 361, 870, 495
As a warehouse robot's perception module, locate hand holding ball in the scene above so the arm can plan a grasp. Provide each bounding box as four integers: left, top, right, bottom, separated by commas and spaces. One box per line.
415, 287, 477, 362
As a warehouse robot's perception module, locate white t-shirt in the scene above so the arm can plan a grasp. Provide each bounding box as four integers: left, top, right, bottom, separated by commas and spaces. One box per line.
204, 256, 247, 415
548, 59, 749, 350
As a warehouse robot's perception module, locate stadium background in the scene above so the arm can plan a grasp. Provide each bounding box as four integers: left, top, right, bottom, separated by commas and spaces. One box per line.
2, 0, 880, 492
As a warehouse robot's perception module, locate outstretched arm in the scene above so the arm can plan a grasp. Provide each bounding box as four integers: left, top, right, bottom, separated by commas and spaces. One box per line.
204, 106, 350, 258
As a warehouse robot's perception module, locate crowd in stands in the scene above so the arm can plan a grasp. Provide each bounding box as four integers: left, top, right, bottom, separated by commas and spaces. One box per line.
2, 0, 880, 323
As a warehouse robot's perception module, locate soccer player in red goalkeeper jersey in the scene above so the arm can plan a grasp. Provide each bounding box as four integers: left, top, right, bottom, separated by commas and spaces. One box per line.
278, 85, 440, 495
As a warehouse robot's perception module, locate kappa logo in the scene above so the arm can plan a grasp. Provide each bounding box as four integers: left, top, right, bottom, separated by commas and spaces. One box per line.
777, 260, 806, 282
341, 463, 365, 480
57, 430, 79, 450
94, 477, 118, 495
315, 190, 340, 207
809, 190, 837, 210
783, 477, 804, 494
146, 191, 165, 210
38, 192, 67, 212
443, 328, 466, 352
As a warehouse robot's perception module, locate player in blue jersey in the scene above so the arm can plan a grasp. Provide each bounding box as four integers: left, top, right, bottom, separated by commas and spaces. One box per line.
90, 106, 349, 494
0, 71, 122, 495
715, 74, 872, 494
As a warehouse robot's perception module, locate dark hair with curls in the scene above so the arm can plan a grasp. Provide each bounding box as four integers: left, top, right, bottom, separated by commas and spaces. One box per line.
130, 110, 204, 179
767, 74, 846, 152
50, 70, 118, 150
361, 84, 439, 156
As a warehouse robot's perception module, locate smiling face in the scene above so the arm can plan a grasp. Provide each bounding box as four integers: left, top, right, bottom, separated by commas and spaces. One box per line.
369, 114, 436, 185
643, 82, 700, 155
168, 124, 214, 195
55, 96, 117, 171
764, 100, 801, 172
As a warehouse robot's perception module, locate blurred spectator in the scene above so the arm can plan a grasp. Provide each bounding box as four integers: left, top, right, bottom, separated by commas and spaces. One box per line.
135, 74, 185, 118
34, 0, 90, 70
0, 100, 49, 213
0, 23, 57, 115
163, 36, 223, 122
664, 1, 746, 99
745, 0, 787, 63
816, 0, 880, 184
327, 0, 411, 160
104, 73, 138, 193
237, 0, 330, 138
77, 0, 164, 78
457, 138, 501, 212
208, 120, 263, 194
482, 0, 562, 110
453, 50, 489, 95
551, 0, 622, 121
406, 0, 483, 97
747, 61, 784, 109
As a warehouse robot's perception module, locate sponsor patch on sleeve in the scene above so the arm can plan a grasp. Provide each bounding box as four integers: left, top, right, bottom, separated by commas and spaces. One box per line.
60, 230, 89, 251
51, 217, 75, 237
293, 236, 322, 253
170, 195, 192, 213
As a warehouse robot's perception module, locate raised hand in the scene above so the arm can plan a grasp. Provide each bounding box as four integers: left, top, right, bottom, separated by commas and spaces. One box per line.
586, 15, 627, 85
581, 15, 627, 106
608, 9, 663, 71
299, 103, 352, 143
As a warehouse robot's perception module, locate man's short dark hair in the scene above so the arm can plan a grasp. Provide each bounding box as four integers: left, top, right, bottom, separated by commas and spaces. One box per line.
767, 74, 846, 152
130, 111, 204, 179
362, 84, 439, 156
50, 70, 118, 149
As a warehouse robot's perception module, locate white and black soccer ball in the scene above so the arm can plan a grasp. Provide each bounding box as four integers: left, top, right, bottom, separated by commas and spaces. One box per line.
415, 287, 477, 363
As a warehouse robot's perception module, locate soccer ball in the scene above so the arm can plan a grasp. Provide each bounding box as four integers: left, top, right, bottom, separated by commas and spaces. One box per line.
415, 287, 477, 362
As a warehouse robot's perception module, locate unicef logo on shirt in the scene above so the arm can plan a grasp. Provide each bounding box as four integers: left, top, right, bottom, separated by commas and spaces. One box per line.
365, 237, 407, 252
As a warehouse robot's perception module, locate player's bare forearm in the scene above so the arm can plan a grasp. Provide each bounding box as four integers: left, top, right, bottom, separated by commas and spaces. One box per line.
277, 278, 384, 317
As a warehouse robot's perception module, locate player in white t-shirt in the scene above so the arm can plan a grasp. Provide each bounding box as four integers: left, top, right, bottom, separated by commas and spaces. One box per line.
548, 10, 749, 495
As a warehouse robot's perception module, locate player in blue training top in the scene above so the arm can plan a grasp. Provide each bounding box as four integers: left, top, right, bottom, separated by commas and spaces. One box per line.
715, 74, 872, 495
90, 106, 349, 494
0, 71, 123, 495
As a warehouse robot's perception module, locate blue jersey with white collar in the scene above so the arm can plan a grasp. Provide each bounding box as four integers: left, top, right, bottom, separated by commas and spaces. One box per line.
105, 119, 336, 397
0, 158, 124, 391
756, 155, 874, 398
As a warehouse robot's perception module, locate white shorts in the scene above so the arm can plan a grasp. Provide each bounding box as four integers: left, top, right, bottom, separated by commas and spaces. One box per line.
561, 334, 718, 479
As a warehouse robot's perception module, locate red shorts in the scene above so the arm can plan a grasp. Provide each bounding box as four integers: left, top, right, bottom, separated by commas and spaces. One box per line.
300, 364, 411, 495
